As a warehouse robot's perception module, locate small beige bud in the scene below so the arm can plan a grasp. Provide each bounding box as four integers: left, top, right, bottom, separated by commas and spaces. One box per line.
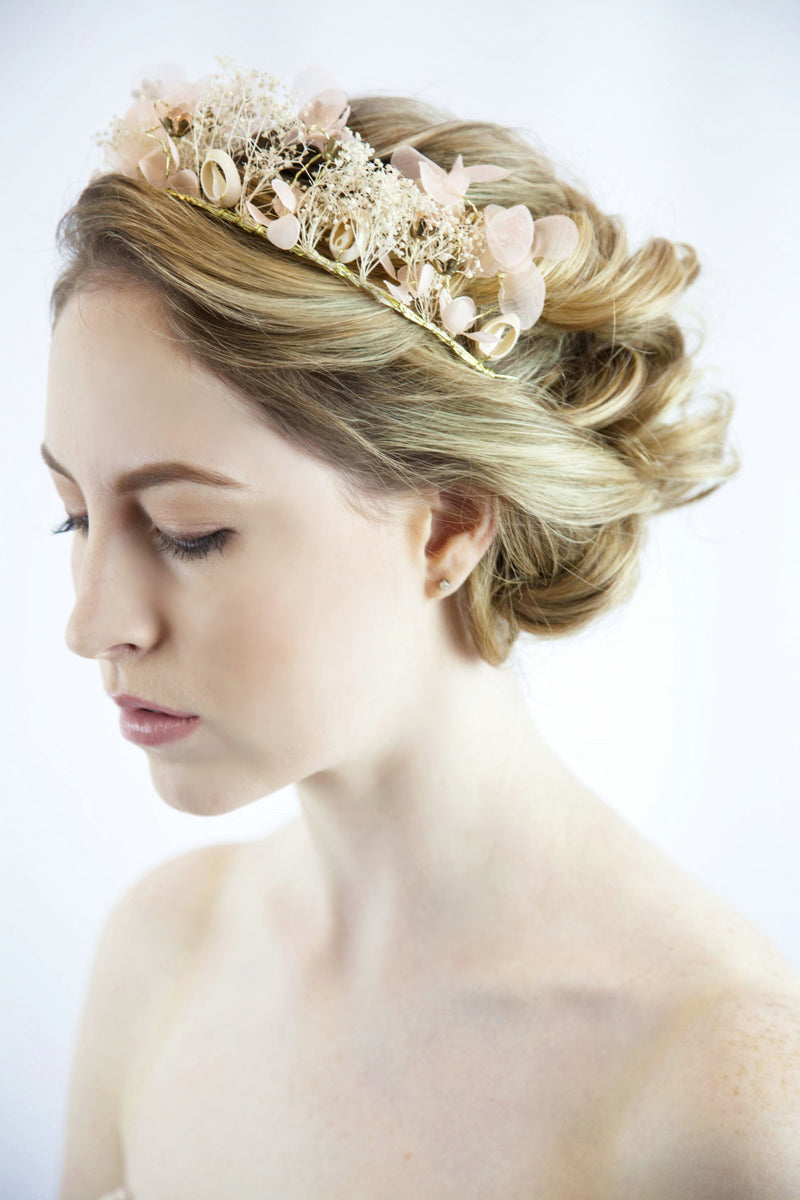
329, 221, 360, 263
200, 149, 242, 208
475, 314, 521, 360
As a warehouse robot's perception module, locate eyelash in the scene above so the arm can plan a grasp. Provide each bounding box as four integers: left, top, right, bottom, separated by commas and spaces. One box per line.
51, 514, 233, 561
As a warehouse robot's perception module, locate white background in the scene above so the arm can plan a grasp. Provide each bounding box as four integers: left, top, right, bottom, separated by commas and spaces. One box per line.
1, 0, 798, 1195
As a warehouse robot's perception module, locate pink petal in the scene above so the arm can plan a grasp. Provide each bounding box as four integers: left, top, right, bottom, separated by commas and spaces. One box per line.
463, 329, 501, 347
485, 205, 534, 270
301, 89, 349, 129
245, 200, 273, 228
419, 161, 463, 206
462, 164, 512, 184
447, 156, 472, 197
390, 146, 427, 181
328, 103, 351, 134
311, 86, 348, 116
531, 215, 580, 260
385, 281, 413, 303
166, 168, 200, 197
122, 97, 160, 130
499, 262, 546, 330
102, 143, 135, 177
271, 176, 297, 212
379, 253, 397, 279
271, 175, 296, 213
266, 213, 301, 249
138, 145, 168, 187
161, 80, 203, 109
441, 295, 477, 334
476, 247, 503, 277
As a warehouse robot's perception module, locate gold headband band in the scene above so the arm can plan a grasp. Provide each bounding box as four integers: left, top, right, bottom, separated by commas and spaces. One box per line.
92, 56, 580, 380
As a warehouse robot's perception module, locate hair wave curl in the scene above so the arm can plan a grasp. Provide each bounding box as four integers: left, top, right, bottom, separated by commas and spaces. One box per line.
50, 94, 740, 666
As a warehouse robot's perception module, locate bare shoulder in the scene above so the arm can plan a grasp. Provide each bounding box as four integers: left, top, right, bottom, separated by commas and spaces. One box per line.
587, 798, 799, 998
116, 824, 298, 982
98, 840, 241, 1014
58, 842, 238, 1200
592, 815, 800, 1199
115, 841, 239, 946
579, 807, 800, 1195
604, 978, 800, 1199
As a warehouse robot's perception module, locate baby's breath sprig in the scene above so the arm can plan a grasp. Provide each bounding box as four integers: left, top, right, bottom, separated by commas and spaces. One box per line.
92, 56, 581, 378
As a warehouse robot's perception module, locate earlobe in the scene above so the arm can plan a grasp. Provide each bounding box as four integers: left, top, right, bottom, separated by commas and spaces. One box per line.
425, 490, 497, 580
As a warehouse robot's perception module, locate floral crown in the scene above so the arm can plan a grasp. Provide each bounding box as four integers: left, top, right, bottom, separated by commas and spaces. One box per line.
92, 55, 580, 380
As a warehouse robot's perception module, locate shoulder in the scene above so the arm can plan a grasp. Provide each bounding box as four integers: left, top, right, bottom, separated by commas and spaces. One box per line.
102, 841, 242, 1044
607, 980, 800, 1200
82, 839, 239, 1051
680, 985, 800, 1182
94, 841, 239, 994
600, 830, 800, 1198
79, 839, 239, 1052
111, 841, 238, 947
58, 843, 239, 1199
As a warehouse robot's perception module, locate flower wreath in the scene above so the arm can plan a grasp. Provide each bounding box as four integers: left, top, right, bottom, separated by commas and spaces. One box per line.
93, 55, 580, 379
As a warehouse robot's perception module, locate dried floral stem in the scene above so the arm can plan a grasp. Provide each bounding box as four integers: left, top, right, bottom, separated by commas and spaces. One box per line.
94, 58, 581, 377
164, 189, 516, 379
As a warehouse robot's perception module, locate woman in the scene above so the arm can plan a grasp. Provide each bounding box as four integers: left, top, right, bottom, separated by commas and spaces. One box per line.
47, 59, 800, 1200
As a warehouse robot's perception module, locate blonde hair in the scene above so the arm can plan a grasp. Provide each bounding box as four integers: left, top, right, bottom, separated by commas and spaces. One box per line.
50, 93, 739, 667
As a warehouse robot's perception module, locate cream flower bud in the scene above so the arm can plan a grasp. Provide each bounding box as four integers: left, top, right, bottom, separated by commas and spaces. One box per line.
200, 149, 242, 208
328, 221, 360, 263
475, 313, 521, 360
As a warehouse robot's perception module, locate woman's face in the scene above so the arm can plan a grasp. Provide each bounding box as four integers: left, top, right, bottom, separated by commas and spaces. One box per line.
44, 283, 435, 815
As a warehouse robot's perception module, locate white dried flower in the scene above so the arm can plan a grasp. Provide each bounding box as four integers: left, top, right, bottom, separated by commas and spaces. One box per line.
92, 54, 580, 378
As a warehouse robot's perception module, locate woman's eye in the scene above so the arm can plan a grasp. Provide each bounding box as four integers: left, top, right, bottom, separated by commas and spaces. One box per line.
50, 514, 233, 561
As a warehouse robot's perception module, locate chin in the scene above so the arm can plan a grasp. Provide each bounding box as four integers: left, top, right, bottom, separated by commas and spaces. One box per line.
146, 757, 290, 817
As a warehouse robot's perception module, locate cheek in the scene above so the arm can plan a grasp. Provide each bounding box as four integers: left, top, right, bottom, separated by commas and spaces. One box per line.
196, 532, 407, 721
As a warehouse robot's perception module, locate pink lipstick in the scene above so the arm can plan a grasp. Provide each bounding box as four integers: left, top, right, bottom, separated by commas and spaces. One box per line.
111, 694, 201, 746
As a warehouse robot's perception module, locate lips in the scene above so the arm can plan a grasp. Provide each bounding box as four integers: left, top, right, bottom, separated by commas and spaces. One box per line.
111, 693, 198, 719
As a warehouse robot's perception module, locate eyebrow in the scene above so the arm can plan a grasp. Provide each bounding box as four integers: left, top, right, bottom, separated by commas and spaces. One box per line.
40, 443, 250, 494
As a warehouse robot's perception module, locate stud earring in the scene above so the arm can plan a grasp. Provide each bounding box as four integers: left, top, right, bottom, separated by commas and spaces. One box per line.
439, 579, 451, 591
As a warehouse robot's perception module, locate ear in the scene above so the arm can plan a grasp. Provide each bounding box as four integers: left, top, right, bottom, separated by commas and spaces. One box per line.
422, 489, 498, 592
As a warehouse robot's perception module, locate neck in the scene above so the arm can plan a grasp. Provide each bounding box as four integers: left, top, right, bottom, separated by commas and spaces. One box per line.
272, 650, 602, 993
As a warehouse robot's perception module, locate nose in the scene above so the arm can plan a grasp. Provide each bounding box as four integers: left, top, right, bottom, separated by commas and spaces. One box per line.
64, 522, 161, 659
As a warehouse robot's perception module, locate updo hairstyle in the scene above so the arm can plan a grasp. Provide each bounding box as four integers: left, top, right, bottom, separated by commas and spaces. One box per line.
50, 93, 739, 666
